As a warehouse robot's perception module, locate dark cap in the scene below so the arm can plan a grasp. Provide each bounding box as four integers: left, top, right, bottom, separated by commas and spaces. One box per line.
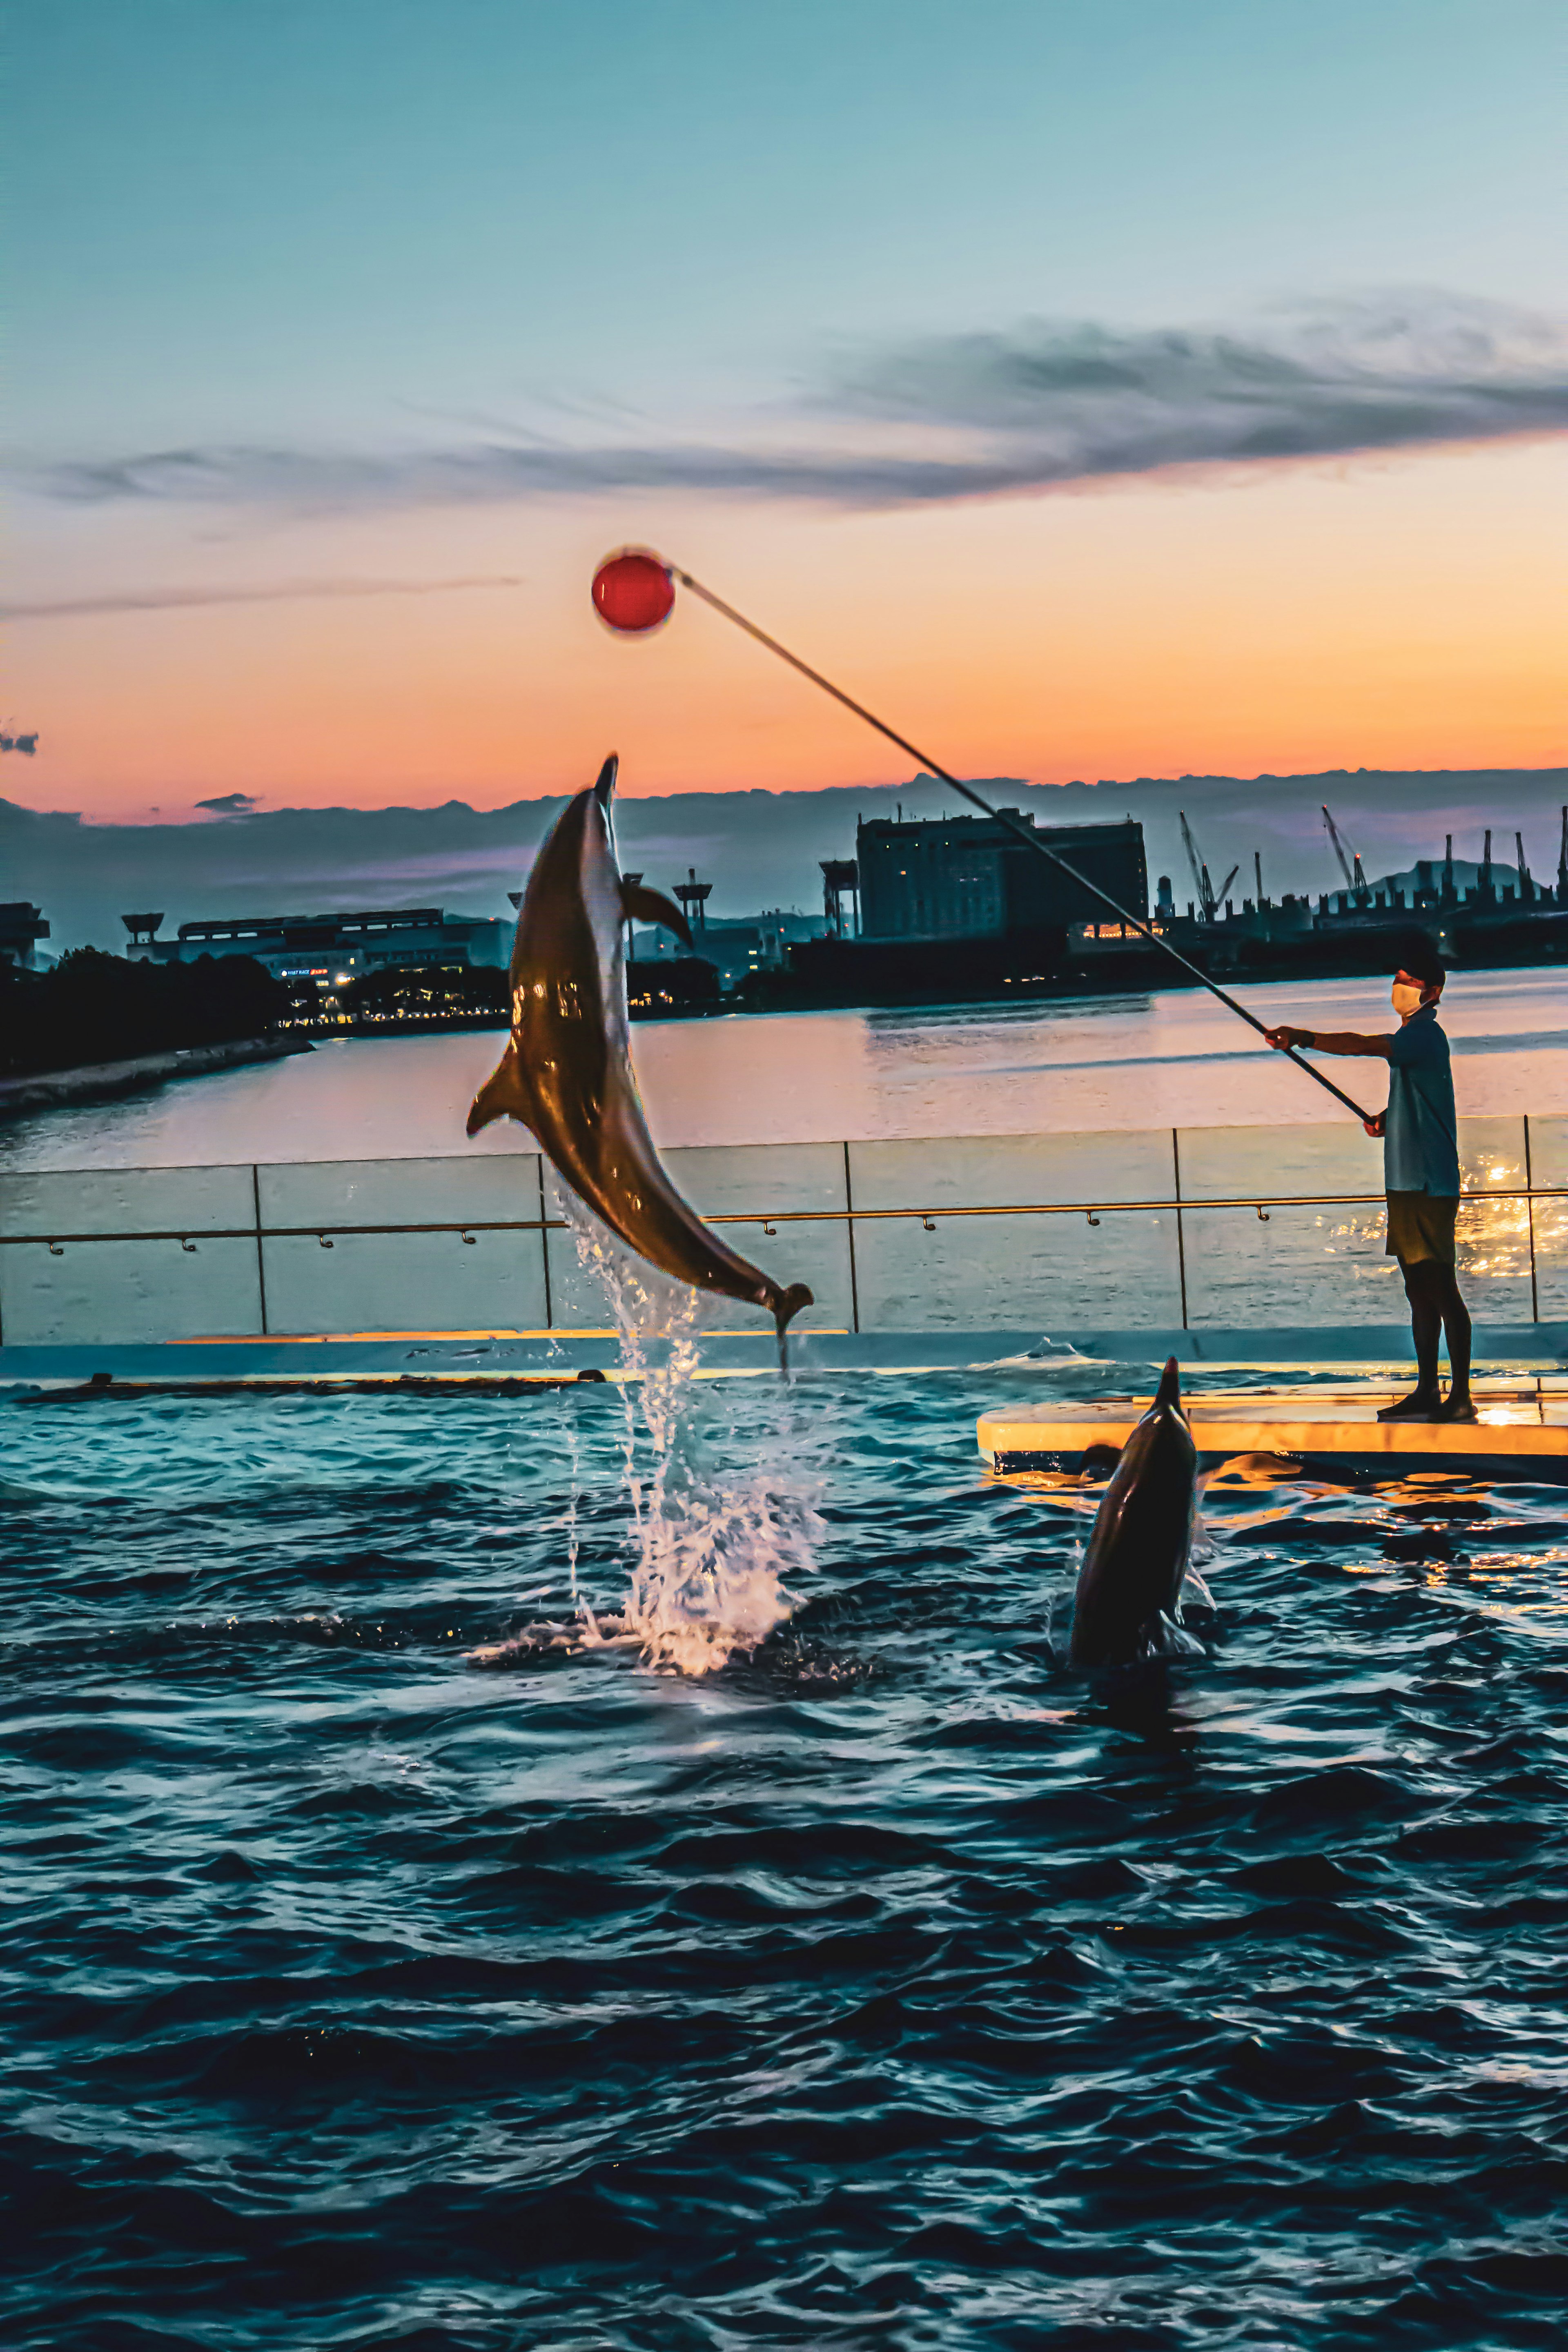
1394, 931, 1446, 988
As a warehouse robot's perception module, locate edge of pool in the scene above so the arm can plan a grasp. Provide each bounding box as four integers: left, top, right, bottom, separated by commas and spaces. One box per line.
1, 1321, 1564, 1392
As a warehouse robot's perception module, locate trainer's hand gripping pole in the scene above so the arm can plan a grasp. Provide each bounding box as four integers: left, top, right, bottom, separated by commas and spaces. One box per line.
653, 561, 1376, 1128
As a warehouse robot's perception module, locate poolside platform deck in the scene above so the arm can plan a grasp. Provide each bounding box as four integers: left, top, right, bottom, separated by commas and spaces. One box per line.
979, 1381, 1568, 1485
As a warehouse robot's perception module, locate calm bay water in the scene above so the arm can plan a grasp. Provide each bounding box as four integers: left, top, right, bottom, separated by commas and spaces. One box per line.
4, 1363, 1568, 2348
2, 969, 1564, 1170
0, 969, 1561, 1171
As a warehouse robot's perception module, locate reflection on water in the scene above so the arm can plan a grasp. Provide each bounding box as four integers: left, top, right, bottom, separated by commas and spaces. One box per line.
3, 967, 1564, 1170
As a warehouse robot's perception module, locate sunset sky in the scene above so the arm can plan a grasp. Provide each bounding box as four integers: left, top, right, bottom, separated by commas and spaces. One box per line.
8, 0, 1566, 826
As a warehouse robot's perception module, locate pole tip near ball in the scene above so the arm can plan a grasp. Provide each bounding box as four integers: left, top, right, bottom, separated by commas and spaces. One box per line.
592, 549, 675, 634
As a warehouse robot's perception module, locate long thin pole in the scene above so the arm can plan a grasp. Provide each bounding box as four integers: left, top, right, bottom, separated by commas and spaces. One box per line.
666, 562, 1376, 1126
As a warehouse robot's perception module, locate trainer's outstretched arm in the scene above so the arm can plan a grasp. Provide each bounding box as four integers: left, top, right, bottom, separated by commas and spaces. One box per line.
1265, 1026, 1394, 1059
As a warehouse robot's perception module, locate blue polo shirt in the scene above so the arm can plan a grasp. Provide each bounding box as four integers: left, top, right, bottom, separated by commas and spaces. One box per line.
1384, 1004, 1459, 1195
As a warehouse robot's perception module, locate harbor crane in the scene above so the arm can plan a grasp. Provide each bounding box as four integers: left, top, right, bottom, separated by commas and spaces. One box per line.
1321, 804, 1368, 902
1178, 810, 1237, 924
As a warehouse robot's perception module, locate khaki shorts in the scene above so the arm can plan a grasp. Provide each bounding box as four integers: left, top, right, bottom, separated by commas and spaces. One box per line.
1385, 1190, 1459, 1268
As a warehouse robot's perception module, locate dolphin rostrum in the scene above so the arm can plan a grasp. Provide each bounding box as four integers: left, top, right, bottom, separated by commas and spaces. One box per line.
1068, 1358, 1198, 1668
467, 754, 813, 1349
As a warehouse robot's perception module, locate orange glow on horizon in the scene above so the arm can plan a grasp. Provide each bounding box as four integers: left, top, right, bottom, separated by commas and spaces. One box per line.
9, 439, 1565, 821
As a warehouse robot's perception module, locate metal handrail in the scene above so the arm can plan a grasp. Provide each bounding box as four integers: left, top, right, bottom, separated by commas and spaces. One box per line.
1, 1221, 550, 1245
6, 1118, 1561, 1349
5, 1185, 1562, 1248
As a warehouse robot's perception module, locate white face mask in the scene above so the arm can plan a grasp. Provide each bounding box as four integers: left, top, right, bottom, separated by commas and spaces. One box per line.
1391, 980, 1425, 1016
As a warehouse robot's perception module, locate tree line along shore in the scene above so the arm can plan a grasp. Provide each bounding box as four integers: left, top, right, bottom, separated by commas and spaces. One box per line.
0, 951, 514, 1087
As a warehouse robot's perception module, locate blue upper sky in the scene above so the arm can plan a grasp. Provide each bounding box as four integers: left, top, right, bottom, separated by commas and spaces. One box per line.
13, 0, 1564, 457
9, 0, 1564, 833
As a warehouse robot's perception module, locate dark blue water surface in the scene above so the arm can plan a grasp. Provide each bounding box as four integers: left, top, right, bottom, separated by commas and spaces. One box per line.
4, 1365, 1568, 2350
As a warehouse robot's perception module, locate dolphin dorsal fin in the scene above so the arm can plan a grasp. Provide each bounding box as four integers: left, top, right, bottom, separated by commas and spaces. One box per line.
1155, 1356, 1183, 1410
466, 1042, 539, 1139
621, 882, 694, 952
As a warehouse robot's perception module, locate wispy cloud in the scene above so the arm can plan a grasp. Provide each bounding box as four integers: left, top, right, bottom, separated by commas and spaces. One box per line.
194, 792, 261, 815
824, 291, 1568, 471
19, 294, 1568, 519
1, 575, 527, 622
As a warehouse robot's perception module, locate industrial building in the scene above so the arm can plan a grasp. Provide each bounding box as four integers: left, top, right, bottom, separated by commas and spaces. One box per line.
855, 811, 1147, 940
121, 908, 511, 987
630, 909, 826, 991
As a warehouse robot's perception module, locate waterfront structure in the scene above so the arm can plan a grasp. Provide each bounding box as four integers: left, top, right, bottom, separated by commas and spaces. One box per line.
821, 858, 860, 937
779, 809, 1568, 1006
122, 908, 511, 987
632, 909, 826, 991
673, 869, 713, 934
0, 903, 51, 970
855, 811, 1147, 941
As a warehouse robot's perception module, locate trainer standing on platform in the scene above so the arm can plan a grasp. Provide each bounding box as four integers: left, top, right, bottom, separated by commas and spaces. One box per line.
1265, 938, 1473, 1423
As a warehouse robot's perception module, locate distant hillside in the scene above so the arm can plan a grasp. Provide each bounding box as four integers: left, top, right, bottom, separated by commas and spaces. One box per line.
5, 766, 1564, 953
1373, 858, 1525, 897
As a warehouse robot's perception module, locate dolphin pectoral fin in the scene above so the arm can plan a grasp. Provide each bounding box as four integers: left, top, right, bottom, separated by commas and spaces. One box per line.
1140, 1610, 1204, 1661
620, 883, 694, 952
466, 1043, 537, 1138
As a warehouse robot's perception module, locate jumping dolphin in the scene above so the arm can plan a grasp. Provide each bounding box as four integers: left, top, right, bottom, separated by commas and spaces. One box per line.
1068, 1358, 1198, 1668
467, 755, 813, 1348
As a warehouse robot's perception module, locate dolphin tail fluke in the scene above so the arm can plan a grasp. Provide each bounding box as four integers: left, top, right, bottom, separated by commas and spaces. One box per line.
621, 882, 695, 952
1156, 1355, 1183, 1410
774, 1282, 814, 1333
772, 1283, 814, 1382
466, 1042, 538, 1138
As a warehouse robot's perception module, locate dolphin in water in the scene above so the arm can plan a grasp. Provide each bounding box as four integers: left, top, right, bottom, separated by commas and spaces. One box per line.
467, 755, 813, 1350
1068, 1358, 1198, 1668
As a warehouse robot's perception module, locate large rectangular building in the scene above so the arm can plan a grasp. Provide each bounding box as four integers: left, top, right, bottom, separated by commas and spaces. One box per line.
855, 812, 1146, 941
127, 908, 511, 984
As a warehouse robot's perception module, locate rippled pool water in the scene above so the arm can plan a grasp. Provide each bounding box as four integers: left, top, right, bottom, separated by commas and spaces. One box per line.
5, 1363, 1568, 2349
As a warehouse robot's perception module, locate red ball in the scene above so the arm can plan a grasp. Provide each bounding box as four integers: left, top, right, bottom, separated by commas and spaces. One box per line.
592, 549, 675, 634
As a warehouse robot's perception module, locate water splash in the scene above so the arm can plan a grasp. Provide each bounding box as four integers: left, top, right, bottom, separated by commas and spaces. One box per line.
561, 1194, 823, 1675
